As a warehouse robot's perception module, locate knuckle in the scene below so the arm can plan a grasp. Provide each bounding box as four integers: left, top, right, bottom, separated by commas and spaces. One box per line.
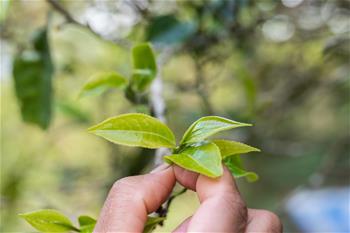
220, 193, 248, 225
111, 177, 139, 199
261, 210, 283, 233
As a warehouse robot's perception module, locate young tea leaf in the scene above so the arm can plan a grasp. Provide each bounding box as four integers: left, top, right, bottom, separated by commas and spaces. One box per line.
79, 72, 127, 98
131, 43, 157, 92
88, 113, 176, 149
19, 209, 78, 233
224, 156, 259, 182
180, 116, 251, 145
143, 216, 165, 233
78, 215, 96, 227
78, 215, 96, 233
12, 27, 53, 129
213, 139, 260, 158
80, 224, 95, 233
164, 142, 223, 178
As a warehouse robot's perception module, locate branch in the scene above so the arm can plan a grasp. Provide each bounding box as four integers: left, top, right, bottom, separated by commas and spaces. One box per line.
46, 0, 131, 48
194, 58, 214, 115
150, 47, 178, 165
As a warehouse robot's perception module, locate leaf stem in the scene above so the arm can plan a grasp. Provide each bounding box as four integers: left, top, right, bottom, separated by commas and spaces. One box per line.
155, 188, 188, 225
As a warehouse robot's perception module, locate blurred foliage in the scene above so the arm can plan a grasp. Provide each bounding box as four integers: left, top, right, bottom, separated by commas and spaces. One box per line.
1, 0, 349, 232
12, 26, 53, 129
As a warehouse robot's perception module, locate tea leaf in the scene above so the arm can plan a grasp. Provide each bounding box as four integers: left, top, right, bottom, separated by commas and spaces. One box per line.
88, 113, 176, 149
213, 139, 260, 158
131, 43, 157, 92
164, 142, 223, 178
180, 116, 251, 145
224, 156, 259, 182
79, 72, 127, 98
78, 215, 96, 227
19, 209, 77, 232
12, 27, 53, 129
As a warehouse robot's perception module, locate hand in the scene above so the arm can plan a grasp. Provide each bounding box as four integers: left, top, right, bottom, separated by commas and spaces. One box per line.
93, 164, 282, 233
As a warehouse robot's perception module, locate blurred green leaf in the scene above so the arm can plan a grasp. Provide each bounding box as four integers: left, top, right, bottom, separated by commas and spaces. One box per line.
131, 43, 157, 92
143, 216, 165, 233
79, 72, 127, 98
19, 209, 77, 233
56, 101, 90, 124
12, 27, 54, 129
88, 113, 176, 149
78, 215, 96, 233
78, 215, 96, 227
323, 36, 350, 62
164, 142, 223, 177
147, 15, 197, 45
224, 156, 258, 182
180, 116, 251, 145
213, 139, 260, 158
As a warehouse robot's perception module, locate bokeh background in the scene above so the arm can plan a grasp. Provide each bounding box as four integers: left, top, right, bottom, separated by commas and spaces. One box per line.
1, 0, 349, 232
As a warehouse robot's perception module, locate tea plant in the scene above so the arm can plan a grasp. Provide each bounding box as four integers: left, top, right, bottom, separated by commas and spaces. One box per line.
20, 43, 259, 233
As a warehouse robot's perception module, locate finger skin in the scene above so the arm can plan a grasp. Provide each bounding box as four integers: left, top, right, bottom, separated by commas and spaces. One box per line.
187, 166, 248, 232
93, 167, 175, 233
246, 209, 283, 233
173, 165, 199, 191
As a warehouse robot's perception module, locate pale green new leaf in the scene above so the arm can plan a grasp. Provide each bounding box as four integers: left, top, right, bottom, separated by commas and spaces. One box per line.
164, 142, 223, 178
224, 157, 259, 182
19, 209, 77, 233
79, 72, 127, 98
180, 116, 252, 145
88, 113, 176, 149
131, 43, 157, 92
213, 139, 260, 158
143, 216, 165, 233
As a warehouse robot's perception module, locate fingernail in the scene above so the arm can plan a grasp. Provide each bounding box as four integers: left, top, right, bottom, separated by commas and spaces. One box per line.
150, 163, 170, 174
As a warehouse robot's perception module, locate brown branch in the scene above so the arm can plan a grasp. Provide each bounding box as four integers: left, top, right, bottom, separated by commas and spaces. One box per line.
194, 58, 214, 115
46, 0, 131, 48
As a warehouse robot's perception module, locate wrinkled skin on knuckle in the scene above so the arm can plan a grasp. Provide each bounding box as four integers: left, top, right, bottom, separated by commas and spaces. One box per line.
263, 211, 283, 233
219, 193, 248, 232
111, 177, 144, 203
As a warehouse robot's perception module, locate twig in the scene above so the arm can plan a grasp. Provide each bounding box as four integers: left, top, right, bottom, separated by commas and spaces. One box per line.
151, 47, 178, 165
194, 58, 214, 114
46, 0, 131, 48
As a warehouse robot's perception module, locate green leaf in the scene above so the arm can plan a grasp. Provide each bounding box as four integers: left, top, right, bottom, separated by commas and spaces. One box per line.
78, 215, 96, 233
213, 139, 260, 158
224, 156, 259, 182
147, 15, 197, 45
78, 215, 96, 227
131, 43, 157, 92
19, 209, 78, 233
79, 72, 127, 98
80, 224, 95, 233
180, 116, 252, 145
88, 113, 176, 149
57, 101, 90, 124
143, 216, 165, 233
12, 27, 54, 129
164, 142, 223, 178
